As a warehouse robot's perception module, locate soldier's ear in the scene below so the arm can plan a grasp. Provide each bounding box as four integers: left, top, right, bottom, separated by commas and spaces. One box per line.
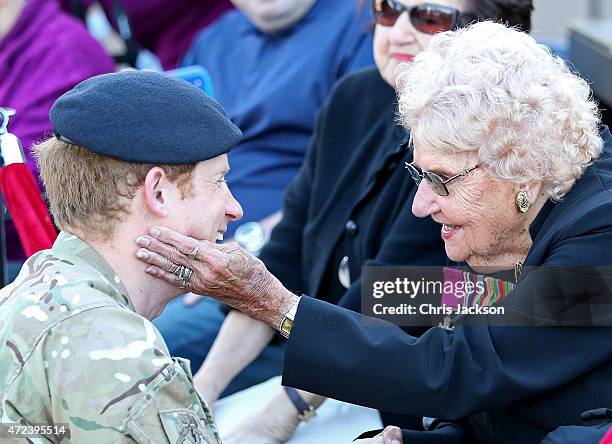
143, 167, 169, 217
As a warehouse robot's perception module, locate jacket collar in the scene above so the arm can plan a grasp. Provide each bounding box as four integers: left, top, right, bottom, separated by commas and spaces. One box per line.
52, 231, 135, 311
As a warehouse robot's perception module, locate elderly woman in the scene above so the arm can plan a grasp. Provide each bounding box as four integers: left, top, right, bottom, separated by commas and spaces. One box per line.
399, 22, 603, 273
135, 21, 612, 444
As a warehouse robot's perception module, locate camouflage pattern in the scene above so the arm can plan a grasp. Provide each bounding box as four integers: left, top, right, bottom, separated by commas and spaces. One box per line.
0, 231, 220, 443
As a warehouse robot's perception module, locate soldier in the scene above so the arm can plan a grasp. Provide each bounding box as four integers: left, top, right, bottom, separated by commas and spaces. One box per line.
0, 71, 243, 443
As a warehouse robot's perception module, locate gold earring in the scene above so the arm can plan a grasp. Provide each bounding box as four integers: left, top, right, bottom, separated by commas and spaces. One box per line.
515, 191, 531, 213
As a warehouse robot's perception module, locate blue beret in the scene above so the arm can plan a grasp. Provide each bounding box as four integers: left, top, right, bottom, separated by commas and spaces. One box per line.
49, 71, 241, 164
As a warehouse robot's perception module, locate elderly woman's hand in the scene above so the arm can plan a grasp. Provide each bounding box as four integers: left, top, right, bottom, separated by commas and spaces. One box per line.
135, 226, 298, 328
353, 427, 403, 444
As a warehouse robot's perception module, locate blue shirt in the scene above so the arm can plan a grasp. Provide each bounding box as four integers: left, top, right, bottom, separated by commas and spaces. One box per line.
182, 0, 374, 235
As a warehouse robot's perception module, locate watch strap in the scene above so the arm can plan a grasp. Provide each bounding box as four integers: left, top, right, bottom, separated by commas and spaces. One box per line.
283, 386, 316, 421
279, 297, 299, 338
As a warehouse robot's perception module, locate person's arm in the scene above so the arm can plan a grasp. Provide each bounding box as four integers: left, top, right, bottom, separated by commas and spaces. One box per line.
282, 293, 612, 419
187, 166, 312, 395
193, 310, 274, 403
281, 218, 612, 416
138, 228, 612, 419
135, 218, 612, 421
222, 389, 326, 444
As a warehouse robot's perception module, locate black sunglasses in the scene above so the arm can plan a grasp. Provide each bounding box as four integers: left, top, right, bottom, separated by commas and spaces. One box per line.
405, 161, 479, 196
372, 0, 478, 34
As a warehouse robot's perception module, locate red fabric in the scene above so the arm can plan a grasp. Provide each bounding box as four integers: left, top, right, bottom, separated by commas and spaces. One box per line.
602, 428, 612, 444
0, 164, 57, 256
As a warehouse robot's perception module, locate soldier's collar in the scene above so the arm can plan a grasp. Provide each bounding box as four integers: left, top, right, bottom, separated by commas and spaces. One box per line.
52, 231, 135, 311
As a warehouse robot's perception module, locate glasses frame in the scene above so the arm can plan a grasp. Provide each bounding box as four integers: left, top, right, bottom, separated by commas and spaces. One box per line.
405, 161, 480, 196
372, 0, 478, 34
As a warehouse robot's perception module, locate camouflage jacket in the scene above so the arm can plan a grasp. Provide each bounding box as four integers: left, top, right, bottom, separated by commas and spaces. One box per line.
0, 232, 220, 443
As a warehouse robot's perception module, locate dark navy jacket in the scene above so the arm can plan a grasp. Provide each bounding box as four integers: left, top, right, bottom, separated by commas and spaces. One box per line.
282, 126, 612, 443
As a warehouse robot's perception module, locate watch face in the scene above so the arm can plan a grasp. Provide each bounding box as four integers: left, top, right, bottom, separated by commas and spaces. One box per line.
280, 317, 294, 336
234, 222, 266, 255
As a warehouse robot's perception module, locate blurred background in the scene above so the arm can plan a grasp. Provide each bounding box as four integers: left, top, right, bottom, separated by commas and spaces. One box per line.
534, 0, 612, 45
533, 0, 612, 141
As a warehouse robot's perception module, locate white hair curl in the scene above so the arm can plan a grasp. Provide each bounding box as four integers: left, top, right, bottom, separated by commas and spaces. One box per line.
397, 21, 603, 200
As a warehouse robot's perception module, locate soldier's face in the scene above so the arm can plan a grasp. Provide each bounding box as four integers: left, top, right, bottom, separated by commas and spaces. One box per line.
175, 155, 243, 242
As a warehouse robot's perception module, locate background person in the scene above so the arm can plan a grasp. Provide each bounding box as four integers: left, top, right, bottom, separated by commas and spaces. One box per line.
0, 71, 242, 442
60, 0, 234, 69
136, 22, 612, 443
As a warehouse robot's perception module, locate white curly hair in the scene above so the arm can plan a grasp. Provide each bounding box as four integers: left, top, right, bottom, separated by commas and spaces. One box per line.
397, 21, 603, 200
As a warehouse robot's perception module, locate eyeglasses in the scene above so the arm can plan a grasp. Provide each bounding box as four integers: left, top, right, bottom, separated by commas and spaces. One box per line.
372, 0, 478, 34
405, 161, 479, 196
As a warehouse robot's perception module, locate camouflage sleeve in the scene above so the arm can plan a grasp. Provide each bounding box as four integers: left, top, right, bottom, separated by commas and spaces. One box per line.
20, 306, 220, 443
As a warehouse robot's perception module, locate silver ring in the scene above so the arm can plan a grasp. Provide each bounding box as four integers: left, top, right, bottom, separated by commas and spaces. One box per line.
188, 245, 200, 260
173, 265, 193, 289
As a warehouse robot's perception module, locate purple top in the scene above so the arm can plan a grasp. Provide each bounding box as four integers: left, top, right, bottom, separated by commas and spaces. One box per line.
0, 0, 113, 260
61, 0, 234, 69
0, 0, 113, 174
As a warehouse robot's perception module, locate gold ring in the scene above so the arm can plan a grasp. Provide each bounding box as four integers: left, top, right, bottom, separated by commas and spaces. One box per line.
188, 245, 200, 260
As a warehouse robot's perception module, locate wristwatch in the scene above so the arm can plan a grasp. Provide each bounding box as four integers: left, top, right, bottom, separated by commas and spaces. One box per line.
278, 297, 299, 338
283, 386, 317, 422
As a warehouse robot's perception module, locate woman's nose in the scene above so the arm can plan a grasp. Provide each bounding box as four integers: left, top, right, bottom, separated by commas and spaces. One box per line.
388, 11, 417, 46
412, 180, 440, 218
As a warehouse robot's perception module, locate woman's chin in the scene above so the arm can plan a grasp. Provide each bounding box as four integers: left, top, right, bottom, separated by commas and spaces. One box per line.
444, 245, 468, 263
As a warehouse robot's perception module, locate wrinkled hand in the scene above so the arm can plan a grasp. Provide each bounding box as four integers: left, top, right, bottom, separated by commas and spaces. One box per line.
135, 226, 298, 328
353, 426, 403, 444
